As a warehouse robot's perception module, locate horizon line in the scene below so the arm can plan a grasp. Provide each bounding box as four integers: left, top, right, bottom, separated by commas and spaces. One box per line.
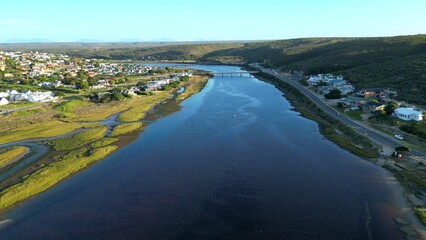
1, 33, 425, 44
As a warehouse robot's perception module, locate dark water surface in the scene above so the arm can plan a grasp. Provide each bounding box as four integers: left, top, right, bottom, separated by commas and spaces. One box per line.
0, 65, 405, 239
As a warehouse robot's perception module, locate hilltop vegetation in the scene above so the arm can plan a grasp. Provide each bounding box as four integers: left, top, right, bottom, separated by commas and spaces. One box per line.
200, 35, 426, 104
2, 35, 425, 104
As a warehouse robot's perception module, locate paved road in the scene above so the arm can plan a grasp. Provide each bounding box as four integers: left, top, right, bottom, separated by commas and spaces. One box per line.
255, 66, 426, 159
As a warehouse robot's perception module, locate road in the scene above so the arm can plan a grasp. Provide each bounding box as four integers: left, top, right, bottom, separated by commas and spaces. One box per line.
255, 65, 426, 159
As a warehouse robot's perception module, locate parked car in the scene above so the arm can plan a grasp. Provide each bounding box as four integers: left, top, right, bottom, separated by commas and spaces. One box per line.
394, 134, 404, 140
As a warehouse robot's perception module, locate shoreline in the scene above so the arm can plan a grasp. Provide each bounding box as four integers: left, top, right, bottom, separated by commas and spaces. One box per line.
0, 75, 210, 215
250, 69, 426, 239
384, 169, 426, 238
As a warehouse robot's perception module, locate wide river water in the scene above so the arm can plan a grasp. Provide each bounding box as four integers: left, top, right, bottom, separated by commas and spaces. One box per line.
0, 65, 408, 239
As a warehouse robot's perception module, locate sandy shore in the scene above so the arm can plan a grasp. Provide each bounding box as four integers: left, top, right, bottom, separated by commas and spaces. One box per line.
383, 169, 426, 239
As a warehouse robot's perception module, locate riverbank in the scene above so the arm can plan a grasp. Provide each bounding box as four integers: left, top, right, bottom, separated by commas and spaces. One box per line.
0, 74, 209, 213
253, 71, 378, 159
250, 70, 426, 239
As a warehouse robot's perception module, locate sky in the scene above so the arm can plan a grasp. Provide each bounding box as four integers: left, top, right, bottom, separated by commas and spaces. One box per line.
1, 0, 425, 42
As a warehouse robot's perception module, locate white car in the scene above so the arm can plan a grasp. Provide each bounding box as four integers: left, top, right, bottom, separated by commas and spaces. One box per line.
394, 134, 404, 140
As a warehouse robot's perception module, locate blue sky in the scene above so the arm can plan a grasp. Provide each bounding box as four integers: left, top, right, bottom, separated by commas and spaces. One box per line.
1, 0, 425, 42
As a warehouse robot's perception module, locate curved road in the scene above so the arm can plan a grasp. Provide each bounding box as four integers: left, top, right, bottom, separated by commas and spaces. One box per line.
256, 66, 426, 159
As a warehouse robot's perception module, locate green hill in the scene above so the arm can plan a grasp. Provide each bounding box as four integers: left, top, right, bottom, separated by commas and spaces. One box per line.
2, 35, 425, 104
200, 35, 426, 104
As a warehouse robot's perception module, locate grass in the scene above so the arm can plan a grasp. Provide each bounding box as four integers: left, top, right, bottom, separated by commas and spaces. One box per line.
7, 108, 43, 117
0, 146, 29, 168
1, 101, 39, 109
54, 98, 88, 118
110, 122, 143, 137
398, 170, 426, 191
0, 145, 117, 210
47, 127, 107, 150
90, 137, 118, 148
414, 207, 426, 225
345, 110, 364, 121
178, 76, 209, 100
0, 120, 82, 145
72, 100, 136, 122
54, 99, 86, 113
323, 127, 378, 158
117, 91, 170, 122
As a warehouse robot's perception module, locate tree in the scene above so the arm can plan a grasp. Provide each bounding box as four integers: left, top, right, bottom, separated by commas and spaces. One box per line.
324, 89, 341, 99
395, 146, 410, 152
384, 102, 398, 115
181, 75, 190, 82
78, 70, 88, 80
38, 75, 48, 82
49, 75, 58, 82
375, 109, 386, 117
336, 102, 346, 108
87, 77, 97, 86
111, 92, 125, 101
76, 80, 89, 90
300, 79, 309, 86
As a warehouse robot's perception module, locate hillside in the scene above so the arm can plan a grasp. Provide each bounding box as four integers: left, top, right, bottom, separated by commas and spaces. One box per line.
201, 35, 426, 104
0, 42, 246, 60
1, 35, 425, 104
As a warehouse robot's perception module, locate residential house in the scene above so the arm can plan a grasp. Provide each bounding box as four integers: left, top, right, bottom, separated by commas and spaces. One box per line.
27, 91, 56, 102
356, 89, 385, 99
0, 91, 9, 98
10, 93, 28, 101
0, 97, 9, 106
393, 108, 424, 121
90, 79, 110, 89
362, 102, 385, 113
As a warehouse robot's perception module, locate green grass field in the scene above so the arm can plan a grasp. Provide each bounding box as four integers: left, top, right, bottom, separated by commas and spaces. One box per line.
117, 92, 170, 122
0, 145, 117, 210
54, 99, 88, 118
48, 127, 107, 150
0, 146, 29, 168
110, 122, 143, 137
345, 110, 364, 121
90, 137, 118, 148
0, 121, 82, 145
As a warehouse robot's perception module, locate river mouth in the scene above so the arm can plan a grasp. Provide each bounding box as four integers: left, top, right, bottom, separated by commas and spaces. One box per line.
0, 65, 412, 240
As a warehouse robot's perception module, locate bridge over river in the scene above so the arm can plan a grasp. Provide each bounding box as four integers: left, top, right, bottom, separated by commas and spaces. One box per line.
214, 71, 258, 77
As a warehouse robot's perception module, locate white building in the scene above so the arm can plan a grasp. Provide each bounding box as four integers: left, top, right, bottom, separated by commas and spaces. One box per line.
0, 97, 9, 106
393, 107, 424, 121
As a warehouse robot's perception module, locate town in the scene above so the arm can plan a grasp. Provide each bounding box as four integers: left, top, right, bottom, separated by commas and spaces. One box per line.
306, 73, 424, 123
0, 50, 193, 108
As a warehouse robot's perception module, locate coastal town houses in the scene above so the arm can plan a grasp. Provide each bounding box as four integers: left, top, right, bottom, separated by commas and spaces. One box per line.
355, 88, 398, 99
140, 78, 174, 91
0, 97, 9, 106
89, 79, 111, 89
308, 74, 355, 95
362, 101, 386, 113
393, 107, 424, 121
0, 90, 56, 103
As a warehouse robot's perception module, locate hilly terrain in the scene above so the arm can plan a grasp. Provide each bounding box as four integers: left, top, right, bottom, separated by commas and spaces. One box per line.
1, 35, 425, 104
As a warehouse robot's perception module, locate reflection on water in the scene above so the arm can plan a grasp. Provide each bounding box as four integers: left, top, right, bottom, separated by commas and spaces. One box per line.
0, 65, 406, 240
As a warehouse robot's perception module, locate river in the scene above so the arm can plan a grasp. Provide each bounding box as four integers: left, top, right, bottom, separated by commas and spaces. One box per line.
0, 65, 409, 239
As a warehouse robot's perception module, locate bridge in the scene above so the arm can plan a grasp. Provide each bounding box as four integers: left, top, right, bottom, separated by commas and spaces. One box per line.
214, 71, 259, 77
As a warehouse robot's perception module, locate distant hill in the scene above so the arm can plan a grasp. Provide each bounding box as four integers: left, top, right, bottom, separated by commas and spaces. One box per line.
1, 35, 425, 104
198, 35, 426, 104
